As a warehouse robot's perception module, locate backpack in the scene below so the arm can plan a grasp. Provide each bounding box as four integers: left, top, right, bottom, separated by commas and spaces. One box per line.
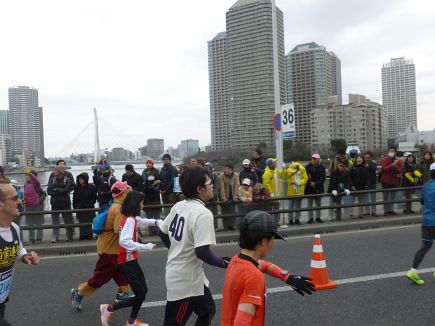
92, 200, 114, 234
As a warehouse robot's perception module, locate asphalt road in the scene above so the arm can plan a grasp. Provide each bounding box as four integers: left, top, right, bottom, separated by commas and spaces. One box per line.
7, 225, 435, 326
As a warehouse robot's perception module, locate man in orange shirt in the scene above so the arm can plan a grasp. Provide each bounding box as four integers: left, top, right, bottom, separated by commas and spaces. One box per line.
221, 210, 314, 325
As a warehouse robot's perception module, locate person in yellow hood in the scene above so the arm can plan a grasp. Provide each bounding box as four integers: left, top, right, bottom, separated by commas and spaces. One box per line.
262, 158, 284, 224
285, 161, 308, 225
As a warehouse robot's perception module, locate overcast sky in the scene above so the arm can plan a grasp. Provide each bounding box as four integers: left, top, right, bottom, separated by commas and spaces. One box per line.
0, 0, 433, 157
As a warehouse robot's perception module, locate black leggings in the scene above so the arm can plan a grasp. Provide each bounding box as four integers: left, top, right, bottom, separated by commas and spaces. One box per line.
163, 285, 215, 326
412, 240, 433, 269
113, 260, 148, 320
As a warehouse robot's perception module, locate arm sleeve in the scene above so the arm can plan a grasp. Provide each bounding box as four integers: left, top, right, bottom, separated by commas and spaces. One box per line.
119, 217, 148, 251
233, 310, 255, 326
194, 245, 224, 268
158, 229, 171, 249
258, 259, 289, 281
136, 216, 158, 228
30, 173, 41, 190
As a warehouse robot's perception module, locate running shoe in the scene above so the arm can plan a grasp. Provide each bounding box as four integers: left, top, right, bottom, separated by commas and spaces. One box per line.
126, 320, 149, 326
406, 270, 424, 285
70, 288, 83, 312
100, 304, 112, 326
114, 292, 131, 303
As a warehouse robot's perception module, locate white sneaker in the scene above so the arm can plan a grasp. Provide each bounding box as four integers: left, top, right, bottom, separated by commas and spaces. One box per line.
100, 304, 112, 326
328, 217, 335, 222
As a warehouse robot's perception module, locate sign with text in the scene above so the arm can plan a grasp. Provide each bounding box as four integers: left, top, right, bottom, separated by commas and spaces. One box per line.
281, 103, 296, 139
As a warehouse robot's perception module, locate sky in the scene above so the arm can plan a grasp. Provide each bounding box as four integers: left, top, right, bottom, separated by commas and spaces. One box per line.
0, 0, 434, 157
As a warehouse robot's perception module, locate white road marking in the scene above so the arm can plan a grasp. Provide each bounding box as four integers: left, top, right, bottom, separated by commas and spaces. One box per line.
140, 267, 435, 308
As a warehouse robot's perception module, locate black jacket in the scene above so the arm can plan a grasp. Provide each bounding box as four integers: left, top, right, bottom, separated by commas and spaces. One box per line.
73, 173, 97, 209
305, 163, 326, 194
143, 167, 161, 204
328, 169, 352, 193
159, 164, 178, 193
350, 165, 368, 191
251, 157, 267, 182
366, 162, 378, 189
122, 171, 144, 192
94, 173, 117, 206
239, 168, 258, 186
47, 174, 75, 209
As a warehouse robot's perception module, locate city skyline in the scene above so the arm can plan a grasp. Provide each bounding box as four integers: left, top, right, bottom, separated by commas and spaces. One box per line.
0, 0, 433, 156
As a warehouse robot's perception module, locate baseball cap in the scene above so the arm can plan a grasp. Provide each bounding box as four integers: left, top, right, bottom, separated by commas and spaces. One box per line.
242, 159, 250, 165
242, 178, 251, 186
430, 162, 435, 171
312, 153, 321, 159
266, 158, 277, 166
404, 152, 413, 157
205, 162, 213, 168
10, 179, 18, 186
242, 210, 285, 241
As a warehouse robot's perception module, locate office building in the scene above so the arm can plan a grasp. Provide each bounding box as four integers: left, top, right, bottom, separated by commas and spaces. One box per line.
179, 139, 199, 158
8, 86, 45, 160
382, 57, 417, 138
311, 94, 388, 152
286, 42, 342, 145
0, 110, 8, 134
147, 138, 164, 159
208, 0, 285, 150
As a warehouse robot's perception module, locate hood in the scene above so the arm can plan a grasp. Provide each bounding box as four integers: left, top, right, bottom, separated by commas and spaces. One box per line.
114, 186, 132, 204
288, 161, 304, 173
76, 172, 89, 185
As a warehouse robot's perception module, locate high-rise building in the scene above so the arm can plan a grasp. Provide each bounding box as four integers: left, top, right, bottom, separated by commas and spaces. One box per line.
208, 0, 285, 150
285, 42, 341, 145
0, 110, 9, 134
179, 139, 199, 158
8, 86, 45, 160
311, 94, 388, 152
208, 32, 230, 151
147, 138, 164, 159
381, 57, 417, 138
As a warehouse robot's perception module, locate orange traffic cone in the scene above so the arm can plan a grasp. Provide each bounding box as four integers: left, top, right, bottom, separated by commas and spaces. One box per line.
309, 234, 337, 290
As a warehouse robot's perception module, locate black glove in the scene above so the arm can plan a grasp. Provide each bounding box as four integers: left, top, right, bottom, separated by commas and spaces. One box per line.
286, 274, 315, 296
222, 256, 232, 268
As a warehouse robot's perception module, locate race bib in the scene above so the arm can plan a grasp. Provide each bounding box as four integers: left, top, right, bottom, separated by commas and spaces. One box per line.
0, 268, 13, 303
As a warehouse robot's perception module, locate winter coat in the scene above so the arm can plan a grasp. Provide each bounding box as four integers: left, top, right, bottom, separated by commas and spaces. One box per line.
24, 173, 42, 207
418, 161, 434, 184
380, 156, 403, 187
122, 171, 144, 192
401, 162, 422, 187
95, 173, 117, 206
73, 173, 97, 209
218, 172, 240, 202
305, 163, 326, 194
159, 164, 178, 194
142, 167, 159, 188
251, 156, 267, 182
262, 166, 283, 200
285, 162, 308, 196
143, 167, 161, 203
207, 171, 220, 200
328, 169, 352, 193
239, 168, 258, 187
350, 164, 368, 191
365, 161, 378, 189
238, 186, 253, 203
47, 174, 75, 209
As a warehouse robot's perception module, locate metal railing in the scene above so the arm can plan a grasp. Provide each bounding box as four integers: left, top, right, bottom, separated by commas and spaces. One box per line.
20, 186, 423, 242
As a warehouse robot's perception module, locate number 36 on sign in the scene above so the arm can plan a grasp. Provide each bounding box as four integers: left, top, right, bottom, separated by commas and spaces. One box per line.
281, 103, 296, 139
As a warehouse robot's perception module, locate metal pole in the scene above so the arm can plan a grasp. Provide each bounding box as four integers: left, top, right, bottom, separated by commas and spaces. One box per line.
94, 108, 100, 163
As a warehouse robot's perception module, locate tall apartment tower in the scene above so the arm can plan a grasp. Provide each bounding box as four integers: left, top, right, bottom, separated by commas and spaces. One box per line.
146, 138, 164, 159
208, 0, 285, 150
208, 32, 230, 150
381, 57, 417, 138
285, 42, 341, 145
8, 86, 45, 160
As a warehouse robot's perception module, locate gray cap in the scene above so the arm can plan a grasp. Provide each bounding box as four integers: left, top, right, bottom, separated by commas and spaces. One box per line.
242, 210, 285, 240
205, 162, 213, 168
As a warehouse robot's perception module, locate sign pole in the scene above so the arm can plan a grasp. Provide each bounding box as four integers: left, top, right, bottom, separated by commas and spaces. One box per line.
272, 0, 283, 169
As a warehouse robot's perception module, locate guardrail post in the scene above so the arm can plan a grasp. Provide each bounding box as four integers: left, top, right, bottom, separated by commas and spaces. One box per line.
336, 196, 342, 221
66, 226, 73, 242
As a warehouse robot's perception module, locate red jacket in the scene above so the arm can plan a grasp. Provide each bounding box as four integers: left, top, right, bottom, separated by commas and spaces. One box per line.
380, 156, 403, 187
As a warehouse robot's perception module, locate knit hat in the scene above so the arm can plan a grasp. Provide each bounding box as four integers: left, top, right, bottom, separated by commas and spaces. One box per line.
146, 159, 154, 164
111, 181, 129, 198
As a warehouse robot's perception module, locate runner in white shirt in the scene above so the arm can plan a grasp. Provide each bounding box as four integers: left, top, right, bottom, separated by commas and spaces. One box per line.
158, 166, 231, 326
0, 182, 39, 320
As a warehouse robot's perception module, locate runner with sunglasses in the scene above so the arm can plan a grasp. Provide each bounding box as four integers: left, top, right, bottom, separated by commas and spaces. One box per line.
0, 181, 39, 320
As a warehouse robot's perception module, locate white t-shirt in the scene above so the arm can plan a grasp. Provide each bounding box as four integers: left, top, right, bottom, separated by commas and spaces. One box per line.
160, 199, 216, 301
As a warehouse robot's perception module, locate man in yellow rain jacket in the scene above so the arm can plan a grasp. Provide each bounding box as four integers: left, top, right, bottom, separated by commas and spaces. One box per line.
286, 161, 308, 225
262, 158, 284, 224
